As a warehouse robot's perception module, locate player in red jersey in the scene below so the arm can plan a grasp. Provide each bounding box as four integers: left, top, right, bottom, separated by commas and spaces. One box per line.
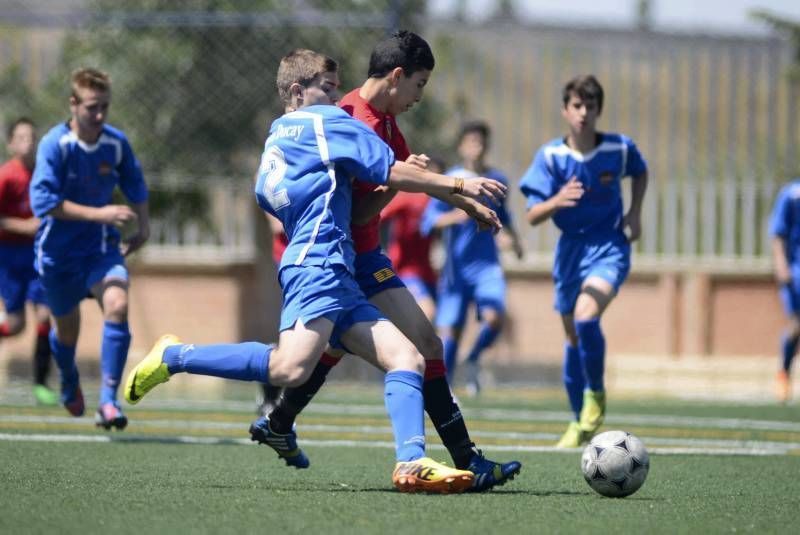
259, 31, 521, 491
379, 157, 444, 322
0, 118, 58, 406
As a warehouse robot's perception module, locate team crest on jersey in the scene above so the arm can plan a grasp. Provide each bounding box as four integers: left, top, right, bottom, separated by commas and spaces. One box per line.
98, 162, 113, 175
599, 172, 614, 185
373, 267, 396, 283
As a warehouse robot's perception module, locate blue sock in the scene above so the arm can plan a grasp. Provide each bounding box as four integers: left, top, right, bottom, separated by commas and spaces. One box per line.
163, 342, 271, 383
442, 334, 458, 383
563, 343, 584, 420
99, 321, 131, 405
781, 334, 799, 372
575, 318, 605, 392
466, 323, 501, 364
49, 329, 78, 386
384, 370, 425, 462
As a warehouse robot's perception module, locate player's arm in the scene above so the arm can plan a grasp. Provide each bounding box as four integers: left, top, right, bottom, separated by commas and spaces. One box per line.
0, 216, 40, 237
499, 225, 525, 260
352, 153, 430, 225
122, 201, 150, 256
525, 176, 584, 226
623, 170, 648, 243
772, 236, 792, 286
49, 200, 138, 227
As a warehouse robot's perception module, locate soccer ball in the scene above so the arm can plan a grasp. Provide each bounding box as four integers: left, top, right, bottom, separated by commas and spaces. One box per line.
581, 430, 649, 498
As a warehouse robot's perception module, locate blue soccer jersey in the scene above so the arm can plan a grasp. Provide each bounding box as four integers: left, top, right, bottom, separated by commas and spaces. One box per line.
519, 133, 646, 236
421, 167, 512, 283
30, 122, 148, 274
255, 105, 395, 274
770, 180, 800, 277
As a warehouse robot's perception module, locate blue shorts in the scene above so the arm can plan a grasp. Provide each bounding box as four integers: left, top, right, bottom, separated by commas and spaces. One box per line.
435, 264, 506, 328
401, 274, 436, 303
279, 263, 386, 349
39, 250, 129, 316
553, 231, 630, 314
354, 247, 406, 299
0, 243, 47, 313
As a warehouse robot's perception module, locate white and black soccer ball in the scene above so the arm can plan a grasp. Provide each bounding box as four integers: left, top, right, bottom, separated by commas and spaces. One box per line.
581, 430, 649, 498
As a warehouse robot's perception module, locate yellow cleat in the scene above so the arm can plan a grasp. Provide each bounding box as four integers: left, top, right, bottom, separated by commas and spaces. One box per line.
392, 457, 474, 494
579, 389, 606, 434
776, 370, 791, 404
555, 421, 591, 448
124, 334, 181, 405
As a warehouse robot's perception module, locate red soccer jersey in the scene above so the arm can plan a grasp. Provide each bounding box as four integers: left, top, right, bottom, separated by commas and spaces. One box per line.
0, 158, 34, 244
381, 191, 436, 284
339, 88, 411, 254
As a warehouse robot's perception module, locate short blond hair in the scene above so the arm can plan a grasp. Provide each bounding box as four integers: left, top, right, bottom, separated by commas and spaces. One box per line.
71, 67, 111, 101
276, 49, 337, 103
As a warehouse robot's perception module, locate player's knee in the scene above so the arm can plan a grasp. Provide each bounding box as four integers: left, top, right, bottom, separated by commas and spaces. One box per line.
270, 361, 314, 388
485, 310, 505, 331
389, 344, 425, 375
103, 298, 129, 322
3, 313, 25, 335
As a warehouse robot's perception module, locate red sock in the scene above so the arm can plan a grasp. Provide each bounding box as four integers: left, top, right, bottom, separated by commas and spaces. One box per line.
319, 352, 342, 367
36, 321, 51, 337
424, 359, 447, 381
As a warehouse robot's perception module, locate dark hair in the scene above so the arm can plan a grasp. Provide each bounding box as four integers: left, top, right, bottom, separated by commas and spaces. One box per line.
367, 30, 435, 78
562, 75, 604, 112
6, 117, 35, 141
457, 120, 491, 144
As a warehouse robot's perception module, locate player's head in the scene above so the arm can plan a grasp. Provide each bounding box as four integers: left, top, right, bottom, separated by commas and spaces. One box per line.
6, 117, 36, 162
457, 120, 490, 164
70, 67, 111, 140
367, 30, 434, 115
277, 49, 340, 112
561, 75, 603, 135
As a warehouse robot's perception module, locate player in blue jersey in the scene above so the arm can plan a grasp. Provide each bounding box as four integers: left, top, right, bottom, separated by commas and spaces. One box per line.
29, 68, 150, 429
519, 75, 648, 448
421, 121, 523, 396
769, 180, 800, 403
124, 49, 507, 493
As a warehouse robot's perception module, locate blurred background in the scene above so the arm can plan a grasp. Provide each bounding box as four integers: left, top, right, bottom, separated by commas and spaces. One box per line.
1, 0, 800, 401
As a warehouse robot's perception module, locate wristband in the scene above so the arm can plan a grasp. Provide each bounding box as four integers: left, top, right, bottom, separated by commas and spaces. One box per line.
452, 177, 464, 195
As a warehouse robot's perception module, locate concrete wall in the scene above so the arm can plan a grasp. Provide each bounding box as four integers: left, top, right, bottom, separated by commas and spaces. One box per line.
1, 260, 783, 380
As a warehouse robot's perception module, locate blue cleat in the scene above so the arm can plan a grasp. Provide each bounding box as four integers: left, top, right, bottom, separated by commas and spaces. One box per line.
466, 450, 522, 492
249, 416, 309, 469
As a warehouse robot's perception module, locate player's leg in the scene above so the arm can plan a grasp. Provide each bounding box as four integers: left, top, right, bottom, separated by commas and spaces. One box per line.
464, 273, 507, 396
31, 301, 57, 406
87, 258, 134, 429
0, 259, 28, 337
433, 284, 468, 384
402, 274, 436, 323
339, 315, 473, 494
776, 284, 800, 402
40, 268, 87, 417
555, 312, 586, 448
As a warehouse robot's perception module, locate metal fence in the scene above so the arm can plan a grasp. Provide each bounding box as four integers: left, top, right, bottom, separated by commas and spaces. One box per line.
1, 4, 798, 271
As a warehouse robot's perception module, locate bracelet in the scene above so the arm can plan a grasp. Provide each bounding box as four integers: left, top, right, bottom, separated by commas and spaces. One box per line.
452, 177, 464, 195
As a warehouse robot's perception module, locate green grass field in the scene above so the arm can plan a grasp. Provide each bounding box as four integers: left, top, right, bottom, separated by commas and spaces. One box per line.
1, 382, 799, 534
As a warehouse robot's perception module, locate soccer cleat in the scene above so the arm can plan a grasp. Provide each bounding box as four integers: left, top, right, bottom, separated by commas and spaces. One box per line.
466, 451, 521, 492
33, 384, 59, 406
579, 389, 606, 434
61, 380, 85, 417
555, 421, 591, 448
776, 370, 791, 404
124, 334, 181, 405
95, 402, 128, 430
392, 457, 474, 494
249, 416, 309, 469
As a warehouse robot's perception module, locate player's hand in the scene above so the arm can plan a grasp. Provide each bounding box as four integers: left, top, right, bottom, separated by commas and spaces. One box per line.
405, 153, 430, 170
459, 177, 507, 204
462, 199, 502, 233
121, 224, 150, 257
96, 205, 137, 229
623, 211, 642, 243
553, 176, 584, 209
